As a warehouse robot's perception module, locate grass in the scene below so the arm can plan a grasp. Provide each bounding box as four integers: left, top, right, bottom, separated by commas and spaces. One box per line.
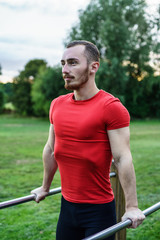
127, 120, 160, 240
0, 115, 61, 240
0, 115, 160, 240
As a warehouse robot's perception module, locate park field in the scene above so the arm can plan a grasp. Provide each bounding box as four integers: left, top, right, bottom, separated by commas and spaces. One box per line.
0, 115, 160, 240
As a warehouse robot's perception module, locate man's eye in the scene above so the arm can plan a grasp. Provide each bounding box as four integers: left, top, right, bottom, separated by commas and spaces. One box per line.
69, 61, 77, 65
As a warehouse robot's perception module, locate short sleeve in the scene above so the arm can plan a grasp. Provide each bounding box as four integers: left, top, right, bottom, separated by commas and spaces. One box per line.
104, 99, 130, 130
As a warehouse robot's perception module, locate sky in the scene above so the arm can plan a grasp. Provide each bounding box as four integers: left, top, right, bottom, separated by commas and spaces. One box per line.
0, 0, 159, 83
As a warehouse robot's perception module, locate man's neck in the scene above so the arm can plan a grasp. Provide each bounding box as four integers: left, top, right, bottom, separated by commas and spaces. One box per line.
73, 84, 99, 101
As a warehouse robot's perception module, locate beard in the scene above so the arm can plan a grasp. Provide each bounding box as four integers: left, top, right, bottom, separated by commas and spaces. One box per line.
64, 66, 89, 91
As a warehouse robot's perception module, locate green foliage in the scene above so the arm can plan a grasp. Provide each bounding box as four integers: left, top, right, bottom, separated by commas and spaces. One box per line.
95, 60, 128, 100
65, 0, 159, 117
125, 75, 160, 118
4, 102, 15, 112
146, 76, 160, 118
19, 59, 47, 79
31, 69, 47, 117
0, 89, 4, 113
31, 65, 67, 117
13, 59, 47, 116
1, 82, 14, 103
65, 0, 155, 85
13, 80, 32, 116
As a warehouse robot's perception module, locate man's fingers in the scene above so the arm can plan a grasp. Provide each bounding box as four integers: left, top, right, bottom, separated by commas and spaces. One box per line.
122, 208, 145, 229
31, 192, 40, 203
34, 194, 46, 203
131, 214, 145, 228
31, 188, 47, 203
129, 218, 143, 228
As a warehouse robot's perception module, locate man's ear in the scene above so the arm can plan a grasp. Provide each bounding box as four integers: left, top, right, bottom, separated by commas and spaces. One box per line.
90, 62, 100, 74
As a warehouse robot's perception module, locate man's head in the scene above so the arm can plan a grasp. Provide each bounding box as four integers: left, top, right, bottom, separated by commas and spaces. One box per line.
66, 40, 100, 64
61, 40, 100, 91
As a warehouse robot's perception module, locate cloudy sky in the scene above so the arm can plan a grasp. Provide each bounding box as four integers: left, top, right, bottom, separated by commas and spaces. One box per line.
0, 0, 159, 83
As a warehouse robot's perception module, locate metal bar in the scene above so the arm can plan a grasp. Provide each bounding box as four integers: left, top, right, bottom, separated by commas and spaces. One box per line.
0, 187, 61, 210
143, 201, 160, 216
83, 201, 160, 240
0, 172, 116, 210
109, 172, 116, 177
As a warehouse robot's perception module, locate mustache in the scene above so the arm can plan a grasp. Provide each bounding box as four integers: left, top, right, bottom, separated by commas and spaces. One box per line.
62, 74, 74, 79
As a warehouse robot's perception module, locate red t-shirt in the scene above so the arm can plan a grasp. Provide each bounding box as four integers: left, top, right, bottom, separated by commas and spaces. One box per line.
49, 90, 130, 204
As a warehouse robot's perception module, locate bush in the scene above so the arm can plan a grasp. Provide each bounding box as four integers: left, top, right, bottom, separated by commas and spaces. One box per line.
0, 89, 4, 113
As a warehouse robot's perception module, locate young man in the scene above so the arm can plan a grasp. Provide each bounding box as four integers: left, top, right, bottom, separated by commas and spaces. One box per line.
31, 40, 145, 240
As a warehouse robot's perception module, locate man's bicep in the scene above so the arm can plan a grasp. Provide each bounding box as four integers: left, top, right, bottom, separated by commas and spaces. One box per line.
107, 126, 131, 161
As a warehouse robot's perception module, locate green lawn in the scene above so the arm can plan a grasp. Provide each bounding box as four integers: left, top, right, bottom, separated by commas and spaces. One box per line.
127, 120, 160, 240
0, 115, 160, 240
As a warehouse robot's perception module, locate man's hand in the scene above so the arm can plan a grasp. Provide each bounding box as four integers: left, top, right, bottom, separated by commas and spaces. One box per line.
122, 208, 145, 228
31, 186, 49, 203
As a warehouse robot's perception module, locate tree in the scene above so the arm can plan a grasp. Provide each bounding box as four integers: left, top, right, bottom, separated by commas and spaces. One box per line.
144, 76, 160, 118
0, 89, 4, 114
13, 78, 32, 115
19, 59, 47, 79
0, 64, 2, 75
31, 69, 47, 117
13, 59, 47, 115
65, 0, 159, 116
32, 65, 67, 116
3, 82, 14, 103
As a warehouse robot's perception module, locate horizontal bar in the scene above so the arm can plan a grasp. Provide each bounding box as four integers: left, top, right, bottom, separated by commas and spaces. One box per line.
0, 172, 115, 210
109, 172, 116, 177
83, 201, 160, 240
0, 172, 116, 210
0, 187, 61, 210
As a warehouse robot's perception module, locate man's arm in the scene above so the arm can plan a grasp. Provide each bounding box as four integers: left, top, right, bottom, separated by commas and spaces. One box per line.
107, 126, 145, 228
31, 124, 58, 203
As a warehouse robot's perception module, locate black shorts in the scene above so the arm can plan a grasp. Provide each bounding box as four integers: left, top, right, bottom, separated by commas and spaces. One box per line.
56, 196, 116, 240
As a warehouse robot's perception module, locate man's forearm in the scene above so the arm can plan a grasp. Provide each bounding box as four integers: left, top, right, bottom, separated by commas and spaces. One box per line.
115, 156, 138, 210
42, 143, 58, 192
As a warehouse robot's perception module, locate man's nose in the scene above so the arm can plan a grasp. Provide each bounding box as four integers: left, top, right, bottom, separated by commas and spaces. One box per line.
62, 63, 69, 74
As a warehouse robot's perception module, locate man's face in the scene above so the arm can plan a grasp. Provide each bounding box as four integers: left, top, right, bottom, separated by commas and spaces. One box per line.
61, 45, 89, 90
